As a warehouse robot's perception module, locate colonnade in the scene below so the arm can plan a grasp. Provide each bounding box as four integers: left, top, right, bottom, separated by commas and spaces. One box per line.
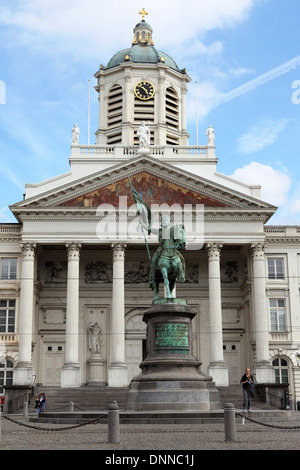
13, 241, 274, 388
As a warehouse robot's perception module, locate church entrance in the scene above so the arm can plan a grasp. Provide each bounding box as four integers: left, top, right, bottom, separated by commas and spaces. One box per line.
223, 341, 242, 384
42, 341, 65, 386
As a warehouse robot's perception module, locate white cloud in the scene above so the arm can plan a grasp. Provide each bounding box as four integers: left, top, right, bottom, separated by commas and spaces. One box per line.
229, 67, 256, 78
236, 118, 289, 155
290, 199, 300, 214
230, 162, 291, 206
0, 0, 259, 62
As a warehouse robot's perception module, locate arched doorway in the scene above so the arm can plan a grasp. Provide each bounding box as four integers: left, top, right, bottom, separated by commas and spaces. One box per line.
125, 309, 147, 383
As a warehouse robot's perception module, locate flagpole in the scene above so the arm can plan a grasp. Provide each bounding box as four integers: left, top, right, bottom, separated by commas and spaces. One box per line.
195, 80, 198, 146
88, 79, 90, 145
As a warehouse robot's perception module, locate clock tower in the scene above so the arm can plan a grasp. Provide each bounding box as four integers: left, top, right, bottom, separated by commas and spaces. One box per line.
94, 11, 191, 147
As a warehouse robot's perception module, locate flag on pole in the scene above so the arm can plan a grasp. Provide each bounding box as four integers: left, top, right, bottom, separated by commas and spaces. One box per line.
128, 177, 152, 261
128, 177, 152, 234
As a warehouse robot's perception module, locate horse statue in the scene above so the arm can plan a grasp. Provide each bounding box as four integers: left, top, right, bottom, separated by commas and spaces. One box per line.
149, 216, 187, 299
127, 178, 187, 300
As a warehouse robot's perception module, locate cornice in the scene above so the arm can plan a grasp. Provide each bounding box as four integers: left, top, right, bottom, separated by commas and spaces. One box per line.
11, 155, 275, 213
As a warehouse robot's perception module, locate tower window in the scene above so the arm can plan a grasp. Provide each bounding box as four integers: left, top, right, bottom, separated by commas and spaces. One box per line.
107, 84, 123, 144
165, 87, 179, 131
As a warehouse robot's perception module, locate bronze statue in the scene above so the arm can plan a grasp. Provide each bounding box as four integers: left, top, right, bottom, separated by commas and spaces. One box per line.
128, 178, 186, 299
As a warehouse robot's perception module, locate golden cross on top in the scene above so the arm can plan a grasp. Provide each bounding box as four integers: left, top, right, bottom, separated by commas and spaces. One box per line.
139, 8, 148, 21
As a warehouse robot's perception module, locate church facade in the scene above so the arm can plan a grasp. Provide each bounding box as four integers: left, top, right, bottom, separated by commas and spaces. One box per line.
1, 12, 300, 407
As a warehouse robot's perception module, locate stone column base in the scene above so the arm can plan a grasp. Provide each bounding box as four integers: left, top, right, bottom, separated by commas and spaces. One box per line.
108, 363, 128, 387
207, 362, 229, 386
61, 364, 81, 388
13, 363, 35, 386
254, 362, 275, 384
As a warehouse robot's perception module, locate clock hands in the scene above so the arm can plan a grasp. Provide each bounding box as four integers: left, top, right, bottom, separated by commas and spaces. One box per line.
140, 86, 149, 94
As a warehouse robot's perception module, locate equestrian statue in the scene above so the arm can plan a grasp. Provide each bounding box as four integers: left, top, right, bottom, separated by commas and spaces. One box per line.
128, 178, 187, 299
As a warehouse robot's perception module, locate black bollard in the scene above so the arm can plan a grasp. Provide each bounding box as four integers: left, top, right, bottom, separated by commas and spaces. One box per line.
224, 403, 237, 442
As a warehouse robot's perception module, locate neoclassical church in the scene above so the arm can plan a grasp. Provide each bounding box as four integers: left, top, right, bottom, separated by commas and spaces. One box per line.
1, 11, 300, 407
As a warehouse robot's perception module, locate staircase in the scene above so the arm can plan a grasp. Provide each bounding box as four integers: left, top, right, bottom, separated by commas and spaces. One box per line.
218, 384, 276, 410
27, 384, 296, 424
30, 386, 128, 413
29, 384, 274, 414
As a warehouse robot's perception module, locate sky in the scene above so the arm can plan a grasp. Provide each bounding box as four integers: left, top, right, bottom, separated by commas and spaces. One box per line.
0, 0, 300, 225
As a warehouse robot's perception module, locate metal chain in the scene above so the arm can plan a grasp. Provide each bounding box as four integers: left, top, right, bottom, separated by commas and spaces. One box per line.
2, 414, 106, 432
236, 412, 300, 430
3, 412, 300, 433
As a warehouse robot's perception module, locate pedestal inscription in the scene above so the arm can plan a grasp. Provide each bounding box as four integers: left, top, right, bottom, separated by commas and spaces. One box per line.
155, 323, 189, 352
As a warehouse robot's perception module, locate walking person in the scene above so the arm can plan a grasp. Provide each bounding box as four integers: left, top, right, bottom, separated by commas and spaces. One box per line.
41, 393, 47, 412
35, 394, 42, 415
240, 368, 254, 412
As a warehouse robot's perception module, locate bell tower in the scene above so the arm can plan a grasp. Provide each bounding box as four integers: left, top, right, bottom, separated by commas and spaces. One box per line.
94, 11, 191, 147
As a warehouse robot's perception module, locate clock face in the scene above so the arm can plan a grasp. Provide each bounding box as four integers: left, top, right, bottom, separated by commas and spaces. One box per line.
134, 81, 155, 100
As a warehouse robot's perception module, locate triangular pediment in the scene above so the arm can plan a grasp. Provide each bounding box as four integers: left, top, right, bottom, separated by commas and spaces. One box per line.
10, 154, 277, 217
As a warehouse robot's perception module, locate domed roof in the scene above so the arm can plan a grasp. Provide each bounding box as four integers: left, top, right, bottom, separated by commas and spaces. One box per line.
106, 44, 180, 71
104, 17, 184, 73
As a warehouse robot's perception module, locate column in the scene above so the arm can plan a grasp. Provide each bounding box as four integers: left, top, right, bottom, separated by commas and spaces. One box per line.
108, 243, 128, 387
251, 243, 274, 383
61, 243, 81, 387
123, 74, 132, 145
157, 73, 166, 145
13, 243, 36, 386
206, 243, 229, 386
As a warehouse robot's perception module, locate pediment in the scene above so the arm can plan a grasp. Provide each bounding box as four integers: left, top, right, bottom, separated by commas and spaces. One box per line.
10, 154, 276, 215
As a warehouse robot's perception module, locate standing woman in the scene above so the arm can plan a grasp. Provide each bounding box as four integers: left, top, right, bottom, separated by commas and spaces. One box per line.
240, 368, 254, 412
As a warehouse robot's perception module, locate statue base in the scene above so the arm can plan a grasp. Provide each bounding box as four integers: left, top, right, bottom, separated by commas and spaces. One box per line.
87, 353, 106, 386
126, 300, 221, 411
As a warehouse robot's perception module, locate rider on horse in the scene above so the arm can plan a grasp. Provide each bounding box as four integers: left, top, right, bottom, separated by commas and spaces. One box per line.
148, 215, 186, 292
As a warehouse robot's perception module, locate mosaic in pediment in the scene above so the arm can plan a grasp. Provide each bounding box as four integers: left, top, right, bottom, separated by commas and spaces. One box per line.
59, 172, 228, 208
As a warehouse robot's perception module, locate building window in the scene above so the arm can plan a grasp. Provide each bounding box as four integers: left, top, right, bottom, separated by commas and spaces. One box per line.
269, 299, 286, 331
0, 359, 14, 393
272, 357, 289, 384
1, 258, 17, 280
0, 300, 16, 333
267, 258, 284, 280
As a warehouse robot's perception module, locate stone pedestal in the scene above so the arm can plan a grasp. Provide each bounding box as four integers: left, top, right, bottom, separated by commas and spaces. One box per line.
126, 299, 221, 411
87, 353, 106, 386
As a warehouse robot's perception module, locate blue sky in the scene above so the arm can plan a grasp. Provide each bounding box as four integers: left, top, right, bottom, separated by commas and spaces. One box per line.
0, 0, 299, 225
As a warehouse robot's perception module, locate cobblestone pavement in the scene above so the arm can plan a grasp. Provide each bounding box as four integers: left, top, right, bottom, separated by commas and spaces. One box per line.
1, 414, 300, 453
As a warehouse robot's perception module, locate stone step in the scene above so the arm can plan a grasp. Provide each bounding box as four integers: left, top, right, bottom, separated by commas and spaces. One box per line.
31, 386, 128, 412
31, 409, 300, 425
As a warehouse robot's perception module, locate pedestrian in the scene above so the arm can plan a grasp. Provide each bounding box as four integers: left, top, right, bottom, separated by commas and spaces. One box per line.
35, 394, 42, 415
41, 393, 47, 412
240, 367, 254, 412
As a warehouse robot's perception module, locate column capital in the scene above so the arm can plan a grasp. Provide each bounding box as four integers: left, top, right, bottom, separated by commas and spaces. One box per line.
111, 243, 126, 260
251, 242, 266, 260
66, 242, 81, 261
206, 242, 223, 260
20, 243, 36, 260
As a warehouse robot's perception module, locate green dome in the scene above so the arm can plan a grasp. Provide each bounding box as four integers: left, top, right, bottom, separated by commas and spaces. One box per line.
106, 44, 181, 72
